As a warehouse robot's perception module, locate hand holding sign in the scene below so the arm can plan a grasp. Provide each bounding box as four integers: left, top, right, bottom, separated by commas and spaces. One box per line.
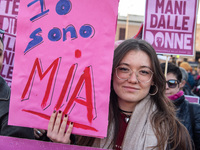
8, 0, 119, 138
47, 110, 73, 144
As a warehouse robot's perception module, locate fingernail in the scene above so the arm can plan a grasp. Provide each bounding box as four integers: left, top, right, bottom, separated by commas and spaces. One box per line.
58, 110, 62, 113
70, 122, 73, 125
53, 110, 56, 113
65, 114, 68, 117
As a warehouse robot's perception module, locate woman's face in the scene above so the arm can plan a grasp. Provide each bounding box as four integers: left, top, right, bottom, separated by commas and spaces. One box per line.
113, 50, 153, 110
165, 73, 180, 97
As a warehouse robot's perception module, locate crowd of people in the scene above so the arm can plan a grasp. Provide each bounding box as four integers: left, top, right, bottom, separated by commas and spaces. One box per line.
160, 63, 200, 149
0, 33, 200, 149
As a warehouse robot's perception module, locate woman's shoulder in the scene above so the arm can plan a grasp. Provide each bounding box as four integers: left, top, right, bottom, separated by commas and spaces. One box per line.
187, 102, 200, 122
189, 103, 200, 114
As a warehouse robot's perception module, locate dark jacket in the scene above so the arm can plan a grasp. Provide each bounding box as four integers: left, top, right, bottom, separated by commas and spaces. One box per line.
173, 95, 200, 150
183, 84, 196, 96
0, 76, 34, 139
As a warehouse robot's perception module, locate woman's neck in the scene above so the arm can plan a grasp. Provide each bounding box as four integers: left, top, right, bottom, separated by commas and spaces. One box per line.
118, 100, 137, 114
119, 108, 133, 114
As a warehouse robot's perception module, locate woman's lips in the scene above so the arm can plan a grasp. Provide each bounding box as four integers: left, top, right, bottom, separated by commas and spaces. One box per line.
165, 92, 170, 96
123, 86, 139, 92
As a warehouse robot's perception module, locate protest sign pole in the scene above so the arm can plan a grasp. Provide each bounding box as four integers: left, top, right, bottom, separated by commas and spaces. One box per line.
176, 55, 179, 66
164, 55, 169, 77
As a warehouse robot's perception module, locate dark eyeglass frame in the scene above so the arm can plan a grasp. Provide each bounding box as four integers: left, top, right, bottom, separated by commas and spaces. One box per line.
0, 29, 5, 40
166, 79, 180, 88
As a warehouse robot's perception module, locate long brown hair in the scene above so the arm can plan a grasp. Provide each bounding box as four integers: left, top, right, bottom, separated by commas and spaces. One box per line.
76, 39, 192, 149
110, 39, 192, 150
0, 36, 3, 48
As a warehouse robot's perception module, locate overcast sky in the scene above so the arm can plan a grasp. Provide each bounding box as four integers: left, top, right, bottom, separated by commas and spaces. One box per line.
118, 0, 200, 23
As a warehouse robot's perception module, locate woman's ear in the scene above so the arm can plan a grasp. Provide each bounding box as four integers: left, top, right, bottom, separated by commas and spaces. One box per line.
180, 80, 186, 88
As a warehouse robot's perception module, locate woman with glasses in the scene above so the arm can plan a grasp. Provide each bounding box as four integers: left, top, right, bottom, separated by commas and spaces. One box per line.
161, 62, 200, 150
47, 39, 193, 150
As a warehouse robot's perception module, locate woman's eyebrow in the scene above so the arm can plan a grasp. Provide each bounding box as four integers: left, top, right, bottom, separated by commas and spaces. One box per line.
118, 63, 152, 70
140, 65, 152, 69
118, 62, 129, 66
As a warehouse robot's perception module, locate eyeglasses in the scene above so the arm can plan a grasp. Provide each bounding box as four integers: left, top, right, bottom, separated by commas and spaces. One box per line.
0, 29, 5, 40
166, 80, 179, 88
115, 65, 153, 83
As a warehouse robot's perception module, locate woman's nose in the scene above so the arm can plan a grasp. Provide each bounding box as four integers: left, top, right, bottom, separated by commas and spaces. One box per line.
127, 72, 138, 83
166, 83, 169, 89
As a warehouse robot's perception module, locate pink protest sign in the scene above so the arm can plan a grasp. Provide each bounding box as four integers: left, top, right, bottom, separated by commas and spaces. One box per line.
185, 95, 199, 104
0, 0, 19, 87
143, 0, 198, 56
0, 136, 106, 150
8, 0, 119, 138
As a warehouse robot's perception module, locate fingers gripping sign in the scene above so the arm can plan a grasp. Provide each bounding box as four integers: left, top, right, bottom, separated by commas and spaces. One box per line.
34, 128, 46, 139
47, 110, 73, 144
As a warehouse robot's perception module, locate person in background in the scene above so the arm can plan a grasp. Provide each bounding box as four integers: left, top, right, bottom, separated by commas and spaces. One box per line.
180, 62, 196, 91
0, 34, 34, 139
179, 67, 196, 96
47, 39, 193, 150
161, 62, 200, 150
192, 64, 200, 97
195, 64, 200, 80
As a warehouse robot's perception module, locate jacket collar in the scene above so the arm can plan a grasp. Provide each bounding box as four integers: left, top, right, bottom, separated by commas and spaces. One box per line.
172, 95, 185, 107
0, 76, 10, 100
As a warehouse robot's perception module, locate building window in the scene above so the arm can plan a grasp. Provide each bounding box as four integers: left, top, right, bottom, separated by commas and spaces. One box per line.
119, 28, 125, 40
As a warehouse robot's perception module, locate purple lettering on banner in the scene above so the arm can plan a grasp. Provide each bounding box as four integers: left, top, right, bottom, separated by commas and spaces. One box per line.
3, 51, 15, 65
182, 16, 190, 30
12, 0, 20, 15
150, 14, 157, 28
144, 30, 192, 51
0, 0, 20, 87
174, 16, 181, 30
155, 0, 164, 13
2, 16, 17, 36
148, 14, 189, 30
165, 1, 173, 14
5, 0, 13, 14
157, 15, 165, 28
1, 0, 20, 16
174, 1, 186, 15
144, 0, 198, 56
167, 15, 173, 29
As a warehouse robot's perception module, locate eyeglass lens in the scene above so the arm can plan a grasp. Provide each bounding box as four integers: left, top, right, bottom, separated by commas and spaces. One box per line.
167, 80, 178, 88
116, 65, 153, 83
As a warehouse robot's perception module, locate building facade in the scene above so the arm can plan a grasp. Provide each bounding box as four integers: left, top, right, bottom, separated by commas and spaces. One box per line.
115, 15, 143, 41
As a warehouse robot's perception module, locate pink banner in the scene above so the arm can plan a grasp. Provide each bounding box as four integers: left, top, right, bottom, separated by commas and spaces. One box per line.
8, 0, 119, 138
0, 0, 19, 87
185, 95, 199, 104
143, 0, 198, 56
0, 136, 106, 150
